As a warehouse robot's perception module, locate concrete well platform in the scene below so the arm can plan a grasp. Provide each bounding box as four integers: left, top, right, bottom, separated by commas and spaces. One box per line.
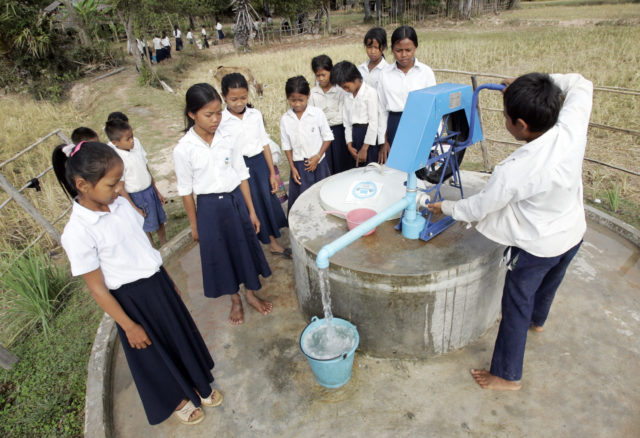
109, 218, 640, 438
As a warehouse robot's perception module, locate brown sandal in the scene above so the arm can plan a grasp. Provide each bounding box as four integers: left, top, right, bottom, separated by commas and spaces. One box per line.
200, 389, 223, 407
174, 400, 205, 425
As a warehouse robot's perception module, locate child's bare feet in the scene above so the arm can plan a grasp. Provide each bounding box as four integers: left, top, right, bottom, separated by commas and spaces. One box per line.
229, 294, 244, 325
245, 290, 273, 315
470, 369, 522, 391
530, 324, 544, 332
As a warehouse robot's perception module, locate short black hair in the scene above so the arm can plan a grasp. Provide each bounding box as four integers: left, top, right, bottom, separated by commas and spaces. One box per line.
104, 119, 132, 142
330, 61, 362, 86
504, 73, 564, 133
391, 25, 418, 48
285, 76, 310, 97
71, 127, 99, 144
364, 27, 387, 51
221, 72, 249, 96
311, 55, 333, 74
107, 111, 129, 122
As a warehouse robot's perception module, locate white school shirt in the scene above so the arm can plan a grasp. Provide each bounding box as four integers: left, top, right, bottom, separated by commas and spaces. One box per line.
441, 74, 593, 257
216, 22, 222, 31
108, 138, 152, 194
280, 106, 334, 162
219, 107, 270, 158
61, 196, 162, 290
309, 85, 345, 126
342, 82, 379, 146
187, 31, 193, 40
377, 59, 436, 140
161, 37, 170, 47
152, 37, 162, 50
174, 29, 181, 38
173, 127, 249, 196
358, 57, 389, 92
201, 28, 207, 36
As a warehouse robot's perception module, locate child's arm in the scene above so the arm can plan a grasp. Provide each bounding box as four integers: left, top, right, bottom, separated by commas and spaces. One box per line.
285, 150, 301, 185
305, 140, 331, 172
360, 88, 380, 164
181, 194, 198, 241
239, 180, 260, 234
343, 101, 358, 161
117, 182, 146, 217
262, 145, 278, 193
306, 111, 335, 171
82, 268, 151, 349
146, 165, 165, 204
377, 80, 390, 164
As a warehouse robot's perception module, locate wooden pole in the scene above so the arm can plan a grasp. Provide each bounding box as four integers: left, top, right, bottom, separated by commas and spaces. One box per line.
0, 173, 61, 244
471, 75, 492, 171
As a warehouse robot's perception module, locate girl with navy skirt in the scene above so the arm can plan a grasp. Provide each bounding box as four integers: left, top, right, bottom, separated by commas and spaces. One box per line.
309, 55, 351, 174
53, 142, 221, 426
331, 61, 380, 167
174, 83, 272, 325
377, 26, 436, 163
219, 73, 290, 258
280, 76, 334, 213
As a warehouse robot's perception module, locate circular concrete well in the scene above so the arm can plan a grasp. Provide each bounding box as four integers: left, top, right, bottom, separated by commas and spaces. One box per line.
289, 169, 505, 358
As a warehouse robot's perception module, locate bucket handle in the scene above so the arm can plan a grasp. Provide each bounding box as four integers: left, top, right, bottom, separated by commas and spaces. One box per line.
311, 316, 318, 322
342, 353, 347, 360
364, 162, 384, 174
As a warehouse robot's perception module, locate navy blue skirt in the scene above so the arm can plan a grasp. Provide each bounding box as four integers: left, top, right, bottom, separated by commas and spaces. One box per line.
328, 125, 352, 174
287, 158, 330, 213
244, 154, 288, 244
387, 111, 403, 147
196, 187, 271, 297
129, 185, 167, 233
352, 123, 379, 165
111, 267, 214, 425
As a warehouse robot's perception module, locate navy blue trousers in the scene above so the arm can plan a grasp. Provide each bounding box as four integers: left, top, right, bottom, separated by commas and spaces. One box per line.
287, 158, 330, 213
386, 111, 403, 146
490, 240, 582, 381
327, 125, 352, 174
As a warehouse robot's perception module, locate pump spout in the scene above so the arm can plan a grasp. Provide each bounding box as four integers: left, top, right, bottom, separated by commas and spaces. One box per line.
316, 197, 410, 269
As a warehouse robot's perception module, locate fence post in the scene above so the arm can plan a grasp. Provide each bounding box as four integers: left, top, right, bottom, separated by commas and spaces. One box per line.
471, 75, 492, 171
0, 173, 61, 244
0, 345, 19, 370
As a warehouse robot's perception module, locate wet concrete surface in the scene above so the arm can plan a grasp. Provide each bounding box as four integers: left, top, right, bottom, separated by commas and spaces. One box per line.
112, 222, 640, 437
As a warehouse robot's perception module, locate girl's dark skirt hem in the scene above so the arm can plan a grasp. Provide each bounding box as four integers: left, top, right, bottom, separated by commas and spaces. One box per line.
196, 188, 271, 298
244, 154, 288, 244
387, 111, 403, 147
111, 267, 214, 425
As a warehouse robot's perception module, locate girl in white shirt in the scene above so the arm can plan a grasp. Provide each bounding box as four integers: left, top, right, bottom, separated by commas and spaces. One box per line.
161, 31, 172, 60
187, 29, 194, 45
174, 83, 272, 325
309, 55, 350, 174
332, 61, 380, 167
53, 142, 221, 426
152, 34, 163, 62
377, 25, 436, 163
357, 27, 389, 92
219, 73, 290, 258
280, 76, 334, 212
201, 26, 209, 48
174, 25, 183, 51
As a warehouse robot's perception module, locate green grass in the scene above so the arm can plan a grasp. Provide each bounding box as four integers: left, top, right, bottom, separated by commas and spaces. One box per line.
0, 291, 103, 438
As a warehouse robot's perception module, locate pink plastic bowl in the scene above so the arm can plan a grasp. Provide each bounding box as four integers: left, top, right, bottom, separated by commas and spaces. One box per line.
325, 208, 378, 236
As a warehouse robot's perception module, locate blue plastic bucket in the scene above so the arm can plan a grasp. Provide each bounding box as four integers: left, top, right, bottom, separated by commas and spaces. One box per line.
299, 316, 359, 389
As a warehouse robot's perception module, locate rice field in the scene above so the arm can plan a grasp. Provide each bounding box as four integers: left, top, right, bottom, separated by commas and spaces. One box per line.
1, 2, 639, 262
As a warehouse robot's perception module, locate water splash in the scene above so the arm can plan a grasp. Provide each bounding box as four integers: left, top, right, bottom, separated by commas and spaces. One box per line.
318, 268, 333, 322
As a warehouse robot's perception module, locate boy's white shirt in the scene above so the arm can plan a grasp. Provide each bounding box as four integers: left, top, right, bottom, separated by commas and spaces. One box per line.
377, 58, 436, 141
108, 138, 152, 193
308, 84, 346, 126
173, 127, 249, 196
342, 81, 379, 146
441, 73, 593, 257
279, 105, 334, 162
152, 37, 162, 50
358, 57, 389, 92
218, 107, 270, 158
61, 196, 162, 290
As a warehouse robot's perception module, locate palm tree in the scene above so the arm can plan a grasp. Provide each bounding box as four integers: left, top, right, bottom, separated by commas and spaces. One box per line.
231, 0, 259, 51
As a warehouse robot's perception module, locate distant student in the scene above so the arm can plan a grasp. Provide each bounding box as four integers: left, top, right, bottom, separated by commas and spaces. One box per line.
152, 34, 163, 62
187, 29, 194, 45
280, 75, 334, 212
161, 31, 172, 59
71, 127, 99, 144
104, 118, 167, 247
332, 61, 380, 167
174, 83, 272, 325
219, 73, 290, 258
216, 20, 225, 43
53, 142, 222, 426
377, 25, 436, 163
358, 27, 389, 91
174, 25, 183, 51
309, 55, 350, 174
201, 25, 209, 48
428, 73, 593, 391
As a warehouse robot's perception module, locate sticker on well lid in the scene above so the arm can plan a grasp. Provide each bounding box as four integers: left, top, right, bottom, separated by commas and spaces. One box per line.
345, 180, 382, 203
